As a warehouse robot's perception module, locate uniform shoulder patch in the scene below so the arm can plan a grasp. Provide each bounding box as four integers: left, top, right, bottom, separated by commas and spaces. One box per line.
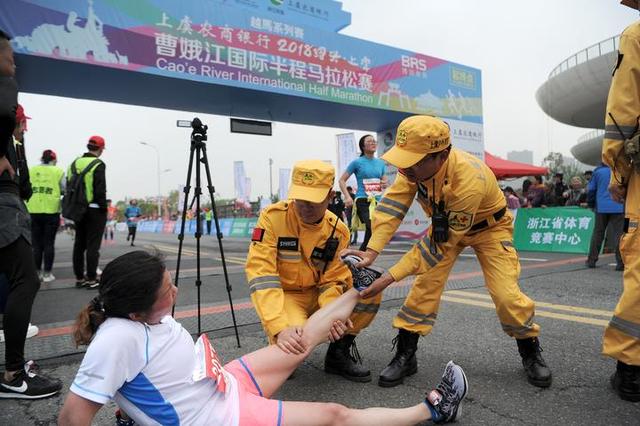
251, 227, 265, 242
448, 211, 473, 231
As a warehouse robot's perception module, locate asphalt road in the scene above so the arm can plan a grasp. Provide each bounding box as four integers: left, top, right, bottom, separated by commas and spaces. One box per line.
1, 231, 639, 425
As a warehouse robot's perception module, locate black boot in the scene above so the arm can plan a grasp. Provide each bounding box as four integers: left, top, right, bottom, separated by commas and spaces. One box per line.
611, 361, 640, 402
517, 337, 552, 388
324, 334, 371, 382
378, 329, 419, 387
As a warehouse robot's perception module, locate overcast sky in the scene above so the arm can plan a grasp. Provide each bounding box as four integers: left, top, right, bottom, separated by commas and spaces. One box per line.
17, 0, 638, 202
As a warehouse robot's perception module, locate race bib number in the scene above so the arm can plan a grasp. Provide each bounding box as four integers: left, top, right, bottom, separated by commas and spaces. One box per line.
362, 178, 382, 196
193, 334, 228, 393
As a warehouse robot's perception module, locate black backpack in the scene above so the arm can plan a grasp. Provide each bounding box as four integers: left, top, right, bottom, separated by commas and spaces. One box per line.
61, 158, 101, 222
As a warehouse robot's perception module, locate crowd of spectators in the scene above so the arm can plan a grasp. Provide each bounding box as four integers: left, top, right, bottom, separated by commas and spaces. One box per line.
503, 171, 592, 210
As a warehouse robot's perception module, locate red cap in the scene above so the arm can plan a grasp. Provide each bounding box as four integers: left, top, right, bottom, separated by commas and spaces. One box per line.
88, 135, 105, 149
15, 104, 31, 130
42, 149, 57, 161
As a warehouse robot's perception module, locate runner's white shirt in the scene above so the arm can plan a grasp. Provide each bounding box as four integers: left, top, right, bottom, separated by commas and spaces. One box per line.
71, 316, 239, 426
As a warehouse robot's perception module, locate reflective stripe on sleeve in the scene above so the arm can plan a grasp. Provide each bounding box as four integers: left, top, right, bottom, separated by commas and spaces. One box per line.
375, 205, 406, 220
378, 197, 410, 214
609, 315, 640, 339
605, 124, 638, 140
249, 275, 282, 293
418, 243, 438, 267
277, 252, 301, 261
353, 303, 380, 314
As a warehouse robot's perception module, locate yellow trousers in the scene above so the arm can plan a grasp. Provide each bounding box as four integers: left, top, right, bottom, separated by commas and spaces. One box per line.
393, 215, 540, 339
266, 287, 382, 343
603, 171, 640, 366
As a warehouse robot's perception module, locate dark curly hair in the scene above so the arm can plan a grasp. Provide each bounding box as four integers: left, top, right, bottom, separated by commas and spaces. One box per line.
73, 250, 166, 346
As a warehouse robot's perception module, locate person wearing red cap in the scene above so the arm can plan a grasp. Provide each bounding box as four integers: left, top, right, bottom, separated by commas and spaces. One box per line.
68, 135, 108, 289
0, 28, 62, 399
11, 103, 32, 201
26, 149, 65, 283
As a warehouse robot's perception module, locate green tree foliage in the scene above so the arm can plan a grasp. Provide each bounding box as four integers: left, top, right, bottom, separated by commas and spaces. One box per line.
543, 152, 586, 184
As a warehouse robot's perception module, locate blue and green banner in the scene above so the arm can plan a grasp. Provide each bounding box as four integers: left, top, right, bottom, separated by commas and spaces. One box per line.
513, 207, 595, 254
167, 217, 256, 238
0, 0, 483, 122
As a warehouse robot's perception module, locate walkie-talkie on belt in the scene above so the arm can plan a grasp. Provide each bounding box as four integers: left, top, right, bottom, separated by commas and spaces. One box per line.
430, 179, 449, 248
322, 217, 340, 274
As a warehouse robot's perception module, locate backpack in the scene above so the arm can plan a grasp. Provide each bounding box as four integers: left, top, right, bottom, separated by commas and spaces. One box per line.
61, 158, 101, 222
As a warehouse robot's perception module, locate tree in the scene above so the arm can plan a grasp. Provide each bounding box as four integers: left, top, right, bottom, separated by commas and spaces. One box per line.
542, 152, 585, 184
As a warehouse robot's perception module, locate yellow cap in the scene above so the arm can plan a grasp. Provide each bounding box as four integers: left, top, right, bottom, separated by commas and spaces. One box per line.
287, 160, 334, 203
382, 115, 451, 169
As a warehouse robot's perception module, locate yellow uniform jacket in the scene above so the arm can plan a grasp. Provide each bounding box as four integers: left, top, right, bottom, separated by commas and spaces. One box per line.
603, 21, 640, 187
601, 20, 640, 366
369, 148, 506, 280
246, 201, 352, 337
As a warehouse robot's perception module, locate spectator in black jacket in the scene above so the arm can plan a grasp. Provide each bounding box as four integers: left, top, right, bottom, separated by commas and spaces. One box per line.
0, 28, 61, 399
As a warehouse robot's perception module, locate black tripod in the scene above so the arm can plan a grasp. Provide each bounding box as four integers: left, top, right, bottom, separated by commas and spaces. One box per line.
173, 118, 240, 346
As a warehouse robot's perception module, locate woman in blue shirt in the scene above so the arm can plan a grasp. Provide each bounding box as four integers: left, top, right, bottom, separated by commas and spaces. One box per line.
339, 134, 387, 251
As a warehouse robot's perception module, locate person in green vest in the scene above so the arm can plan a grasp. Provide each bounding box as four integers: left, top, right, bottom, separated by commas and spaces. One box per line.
69, 136, 107, 290
26, 149, 64, 283
205, 207, 213, 235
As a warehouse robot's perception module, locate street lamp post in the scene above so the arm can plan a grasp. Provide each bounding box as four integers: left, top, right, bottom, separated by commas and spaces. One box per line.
269, 158, 273, 201
139, 141, 162, 218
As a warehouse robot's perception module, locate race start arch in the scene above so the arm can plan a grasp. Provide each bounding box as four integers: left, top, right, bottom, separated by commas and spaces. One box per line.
1, 0, 485, 238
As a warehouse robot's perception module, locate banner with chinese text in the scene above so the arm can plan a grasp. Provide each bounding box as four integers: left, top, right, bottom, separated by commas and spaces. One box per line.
2, 0, 483, 122
513, 207, 594, 254
336, 132, 357, 189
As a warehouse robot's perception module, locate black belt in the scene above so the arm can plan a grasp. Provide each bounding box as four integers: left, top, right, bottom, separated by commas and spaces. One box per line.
469, 207, 506, 232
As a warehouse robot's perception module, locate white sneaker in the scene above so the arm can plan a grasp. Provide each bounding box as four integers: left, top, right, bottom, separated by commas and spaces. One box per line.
96, 267, 103, 278
425, 361, 469, 424
26, 324, 39, 339
0, 324, 39, 342
42, 273, 55, 283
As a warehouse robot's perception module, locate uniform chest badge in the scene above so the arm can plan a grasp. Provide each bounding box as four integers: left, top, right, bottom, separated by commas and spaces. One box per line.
448, 211, 473, 231
278, 237, 299, 251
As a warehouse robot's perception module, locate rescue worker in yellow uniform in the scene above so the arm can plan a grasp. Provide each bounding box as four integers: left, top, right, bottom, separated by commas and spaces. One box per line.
246, 160, 382, 382
601, 0, 640, 402
343, 115, 552, 388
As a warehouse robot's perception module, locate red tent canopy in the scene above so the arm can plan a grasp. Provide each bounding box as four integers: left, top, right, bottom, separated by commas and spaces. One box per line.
483, 151, 549, 180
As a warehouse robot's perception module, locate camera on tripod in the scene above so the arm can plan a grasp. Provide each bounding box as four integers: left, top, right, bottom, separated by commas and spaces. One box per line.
173, 117, 240, 343
177, 118, 208, 143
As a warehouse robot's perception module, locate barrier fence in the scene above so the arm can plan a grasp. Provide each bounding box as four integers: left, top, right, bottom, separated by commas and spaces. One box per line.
130, 207, 596, 254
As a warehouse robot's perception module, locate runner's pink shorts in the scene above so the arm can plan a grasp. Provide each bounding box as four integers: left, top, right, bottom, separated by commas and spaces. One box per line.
225, 356, 283, 426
